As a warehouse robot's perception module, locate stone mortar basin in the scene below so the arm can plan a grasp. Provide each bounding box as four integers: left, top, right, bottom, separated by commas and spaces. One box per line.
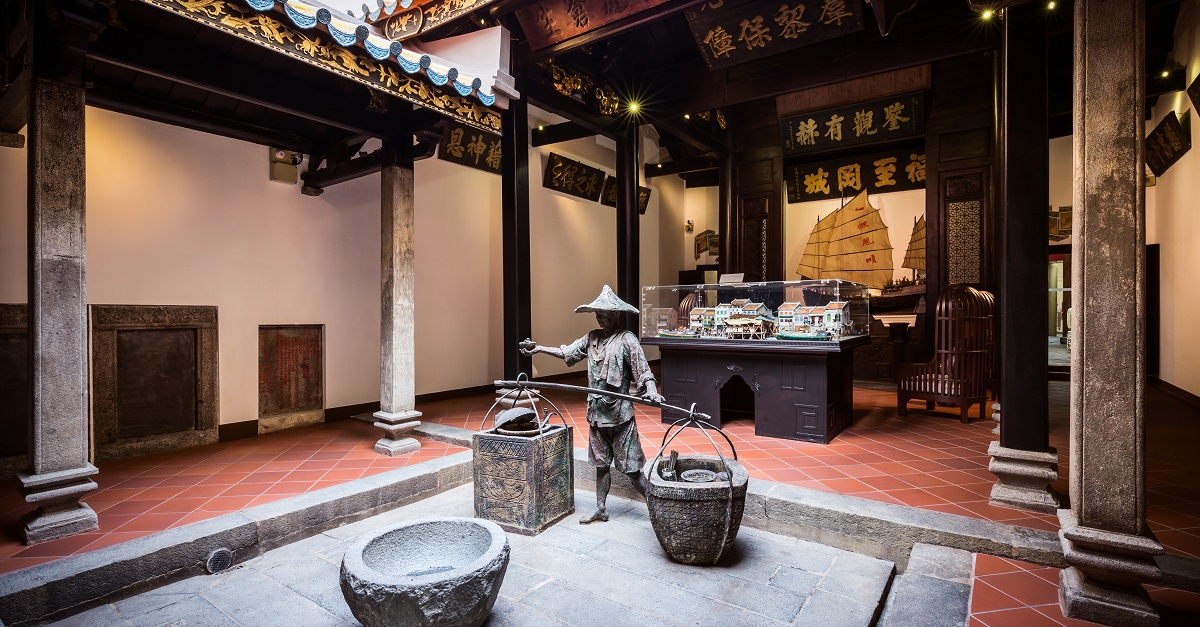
340, 517, 510, 627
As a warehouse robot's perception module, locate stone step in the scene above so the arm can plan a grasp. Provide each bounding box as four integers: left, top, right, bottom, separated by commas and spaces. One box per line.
878, 543, 973, 627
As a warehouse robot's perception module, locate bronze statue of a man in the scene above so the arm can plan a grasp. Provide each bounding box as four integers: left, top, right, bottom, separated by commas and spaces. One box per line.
521, 285, 663, 524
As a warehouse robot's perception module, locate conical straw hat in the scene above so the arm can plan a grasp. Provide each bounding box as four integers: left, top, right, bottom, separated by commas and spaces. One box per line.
575, 285, 639, 314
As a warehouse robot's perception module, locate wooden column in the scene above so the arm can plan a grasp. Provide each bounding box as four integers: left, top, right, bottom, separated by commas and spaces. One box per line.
718, 155, 733, 277
373, 144, 422, 456
1059, 1, 1163, 624
988, 4, 1059, 514
19, 72, 99, 544
616, 123, 640, 322
501, 85, 532, 379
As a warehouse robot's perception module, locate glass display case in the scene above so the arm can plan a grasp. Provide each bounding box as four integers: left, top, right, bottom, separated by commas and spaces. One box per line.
640, 279, 871, 343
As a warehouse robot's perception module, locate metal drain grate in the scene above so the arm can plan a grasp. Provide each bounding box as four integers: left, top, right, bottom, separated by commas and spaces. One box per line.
206, 548, 234, 574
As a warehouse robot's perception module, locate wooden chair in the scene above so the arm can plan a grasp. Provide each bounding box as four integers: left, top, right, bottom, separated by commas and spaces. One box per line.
897, 284, 994, 423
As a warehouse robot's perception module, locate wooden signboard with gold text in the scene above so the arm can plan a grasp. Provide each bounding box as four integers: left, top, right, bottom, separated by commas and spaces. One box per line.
516, 0, 673, 51
687, 0, 865, 70
543, 153, 606, 201
780, 92, 924, 156
438, 121, 502, 174
785, 146, 927, 203
600, 177, 652, 214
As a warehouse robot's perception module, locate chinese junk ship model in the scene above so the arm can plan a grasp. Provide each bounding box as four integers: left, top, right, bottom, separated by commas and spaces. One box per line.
795, 190, 894, 290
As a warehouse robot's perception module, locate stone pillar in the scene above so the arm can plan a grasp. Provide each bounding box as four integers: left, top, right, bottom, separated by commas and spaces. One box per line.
19, 75, 99, 544
1059, 1, 1163, 624
616, 123, 640, 327
373, 153, 421, 456
989, 3, 1060, 515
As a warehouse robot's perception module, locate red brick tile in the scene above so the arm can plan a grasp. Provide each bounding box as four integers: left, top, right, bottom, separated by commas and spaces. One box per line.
220, 483, 270, 497
982, 571, 1061, 607
968, 579, 1025, 614
114, 513, 187, 533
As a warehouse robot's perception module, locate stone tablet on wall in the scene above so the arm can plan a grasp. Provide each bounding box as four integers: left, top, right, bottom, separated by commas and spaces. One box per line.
259, 325, 324, 434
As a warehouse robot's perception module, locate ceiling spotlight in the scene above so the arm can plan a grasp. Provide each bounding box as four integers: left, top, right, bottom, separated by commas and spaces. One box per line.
981, 9, 994, 20
684, 114, 691, 120
1047, 1, 1055, 9
538, 125, 545, 131
1162, 70, 1171, 78
629, 102, 640, 113
657, 163, 663, 168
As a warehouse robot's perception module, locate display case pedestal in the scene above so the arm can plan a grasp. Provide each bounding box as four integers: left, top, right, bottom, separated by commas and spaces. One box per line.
645, 336, 867, 444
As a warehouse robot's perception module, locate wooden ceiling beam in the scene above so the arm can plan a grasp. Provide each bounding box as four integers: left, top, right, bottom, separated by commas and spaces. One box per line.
531, 121, 596, 147
644, 155, 717, 178
86, 84, 316, 153
647, 5, 997, 115
520, 0, 706, 62
86, 29, 407, 140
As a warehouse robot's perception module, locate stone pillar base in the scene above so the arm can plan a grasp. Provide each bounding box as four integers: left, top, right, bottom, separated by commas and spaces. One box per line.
988, 442, 1060, 513
373, 410, 422, 457
18, 464, 100, 545
1059, 567, 1158, 627
1058, 509, 1163, 626
990, 402, 1000, 435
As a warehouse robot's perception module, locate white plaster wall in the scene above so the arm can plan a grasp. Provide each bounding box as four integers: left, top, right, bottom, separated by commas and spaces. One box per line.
526, 112, 679, 376
784, 189, 926, 282
1146, 0, 1200, 396
0, 107, 505, 425
412, 156, 505, 395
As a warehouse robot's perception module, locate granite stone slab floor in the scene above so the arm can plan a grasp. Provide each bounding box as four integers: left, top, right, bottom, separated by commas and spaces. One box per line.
51, 485, 896, 627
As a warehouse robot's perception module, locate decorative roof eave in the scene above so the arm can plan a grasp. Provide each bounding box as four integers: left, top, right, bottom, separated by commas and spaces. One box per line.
362, 0, 502, 41
134, 0, 508, 133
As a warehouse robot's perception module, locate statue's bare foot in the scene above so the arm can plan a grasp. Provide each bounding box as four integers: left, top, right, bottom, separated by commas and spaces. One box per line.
579, 510, 609, 524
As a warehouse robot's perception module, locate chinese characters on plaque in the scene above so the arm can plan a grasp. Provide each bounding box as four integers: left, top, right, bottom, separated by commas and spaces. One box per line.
543, 152, 606, 201
599, 176, 652, 214
437, 121, 503, 175
780, 92, 924, 156
785, 146, 927, 203
1145, 110, 1191, 176
515, 0, 673, 51
686, 0, 865, 70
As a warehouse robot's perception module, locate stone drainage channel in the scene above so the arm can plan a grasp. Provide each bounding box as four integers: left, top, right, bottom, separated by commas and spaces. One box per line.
0, 427, 1076, 626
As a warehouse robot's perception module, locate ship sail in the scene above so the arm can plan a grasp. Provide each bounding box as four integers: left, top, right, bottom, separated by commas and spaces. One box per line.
902, 215, 926, 272
820, 190, 895, 289
795, 210, 837, 279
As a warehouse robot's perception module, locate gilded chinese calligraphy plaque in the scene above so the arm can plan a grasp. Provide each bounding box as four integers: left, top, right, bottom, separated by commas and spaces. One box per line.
543, 153, 606, 201
1145, 110, 1191, 176
438, 121, 503, 174
785, 145, 926, 203
781, 92, 924, 156
516, 0, 673, 51
599, 176, 652, 214
687, 0, 865, 70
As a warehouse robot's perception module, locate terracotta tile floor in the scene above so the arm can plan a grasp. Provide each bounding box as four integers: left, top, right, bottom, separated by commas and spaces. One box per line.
426, 381, 1068, 530
1, 377, 1197, 625
0, 420, 464, 575
969, 554, 1200, 627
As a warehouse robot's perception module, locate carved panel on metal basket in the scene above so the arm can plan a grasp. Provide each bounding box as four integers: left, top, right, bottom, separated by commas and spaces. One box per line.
947, 199, 982, 284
